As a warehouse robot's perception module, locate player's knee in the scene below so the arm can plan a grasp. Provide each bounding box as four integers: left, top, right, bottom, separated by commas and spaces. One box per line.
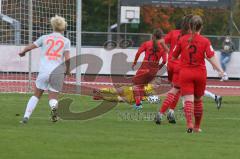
183, 95, 194, 102
34, 89, 43, 98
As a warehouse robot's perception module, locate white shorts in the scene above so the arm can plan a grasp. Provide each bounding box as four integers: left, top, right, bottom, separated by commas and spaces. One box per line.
35, 72, 64, 92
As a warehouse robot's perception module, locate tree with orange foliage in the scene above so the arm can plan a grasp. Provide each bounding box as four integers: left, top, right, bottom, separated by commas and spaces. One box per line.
141, 6, 174, 33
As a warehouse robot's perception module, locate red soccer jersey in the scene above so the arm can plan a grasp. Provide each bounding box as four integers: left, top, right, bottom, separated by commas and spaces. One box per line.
133, 40, 167, 67
172, 33, 215, 69
164, 29, 182, 61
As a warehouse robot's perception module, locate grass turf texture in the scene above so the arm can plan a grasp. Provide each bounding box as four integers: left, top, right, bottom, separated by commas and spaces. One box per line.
0, 93, 240, 159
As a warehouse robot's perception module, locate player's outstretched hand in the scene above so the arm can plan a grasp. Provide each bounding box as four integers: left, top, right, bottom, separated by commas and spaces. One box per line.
218, 71, 225, 78
19, 52, 26, 57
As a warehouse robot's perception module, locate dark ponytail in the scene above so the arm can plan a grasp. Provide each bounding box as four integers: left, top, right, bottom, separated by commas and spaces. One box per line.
188, 15, 203, 43
152, 28, 163, 53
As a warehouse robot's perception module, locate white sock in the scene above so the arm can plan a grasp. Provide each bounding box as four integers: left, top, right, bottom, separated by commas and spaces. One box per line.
23, 96, 39, 119
49, 99, 58, 109
204, 90, 216, 100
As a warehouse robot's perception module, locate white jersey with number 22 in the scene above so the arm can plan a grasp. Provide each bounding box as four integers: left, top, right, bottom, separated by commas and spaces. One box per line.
33, 32, 71, 74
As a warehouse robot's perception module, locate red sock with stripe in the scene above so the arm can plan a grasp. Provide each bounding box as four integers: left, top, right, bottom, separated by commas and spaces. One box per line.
184, 101, 194, 129
160, 93, 175, 114
194, 100, 203, 129
169, 91, 181, 110
133, 85, 144, 106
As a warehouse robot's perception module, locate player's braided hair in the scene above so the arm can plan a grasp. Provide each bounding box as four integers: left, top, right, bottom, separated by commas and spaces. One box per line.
181, 14, 193, 36
152, 28, 163, 53
188, 15, 203, 43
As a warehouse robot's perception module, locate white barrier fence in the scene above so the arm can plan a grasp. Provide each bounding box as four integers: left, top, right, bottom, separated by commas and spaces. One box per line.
1, 45, 239, 78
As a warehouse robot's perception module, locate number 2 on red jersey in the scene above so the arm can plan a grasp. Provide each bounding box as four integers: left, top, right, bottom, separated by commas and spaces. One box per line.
46, 38, 64, 60
188, 44, 197, 64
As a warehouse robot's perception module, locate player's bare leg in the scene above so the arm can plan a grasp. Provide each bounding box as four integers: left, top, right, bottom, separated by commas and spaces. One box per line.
48, 91, 59, 122
21, 86, 44, 124
183, 95, 194, 133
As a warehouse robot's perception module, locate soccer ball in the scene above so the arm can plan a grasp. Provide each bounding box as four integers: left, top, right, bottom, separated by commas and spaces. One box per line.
147, 95, 161, 104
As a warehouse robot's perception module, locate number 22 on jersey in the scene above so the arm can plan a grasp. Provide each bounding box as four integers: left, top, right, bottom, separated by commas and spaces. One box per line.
46, 38, 64, 60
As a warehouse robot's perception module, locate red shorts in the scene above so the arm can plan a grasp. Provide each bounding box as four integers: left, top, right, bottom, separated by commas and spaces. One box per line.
179, 68, 206, 97
133, 64, 158, 86
167, 61, 180, 87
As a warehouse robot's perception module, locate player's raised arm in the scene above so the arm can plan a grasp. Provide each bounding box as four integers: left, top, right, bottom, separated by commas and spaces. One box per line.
132, 42, 146, 70
18, 43, 38, 57
19, 34, 45, 57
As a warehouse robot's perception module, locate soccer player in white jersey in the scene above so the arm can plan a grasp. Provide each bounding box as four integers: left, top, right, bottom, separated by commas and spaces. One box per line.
19, 15, 71, 123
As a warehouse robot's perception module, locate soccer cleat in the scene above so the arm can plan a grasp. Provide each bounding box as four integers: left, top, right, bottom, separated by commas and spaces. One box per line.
167, 110, 176, 124
154, 112, 162, 125
186, 128, 193, 133
133, 104, 143, 111
51, 107, 58, 122
20, 117, 29, 124
215, 95, 222, 110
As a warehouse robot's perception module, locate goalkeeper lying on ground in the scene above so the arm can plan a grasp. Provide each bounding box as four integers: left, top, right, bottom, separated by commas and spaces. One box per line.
92, 79, 222, 110
93, 84, 160, 106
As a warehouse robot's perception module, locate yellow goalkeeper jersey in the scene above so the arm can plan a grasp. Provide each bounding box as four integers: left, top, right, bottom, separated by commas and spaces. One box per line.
99, 84, 154, 103
121, 84, 154, 103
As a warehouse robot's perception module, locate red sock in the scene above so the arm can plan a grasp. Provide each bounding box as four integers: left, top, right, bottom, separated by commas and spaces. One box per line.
160, 93, 175, 114
184, 101, 194, 129
169, 91, 181, 110
135, 97, 141, 106
194, 100, 203, 129
133, 85, 144, 106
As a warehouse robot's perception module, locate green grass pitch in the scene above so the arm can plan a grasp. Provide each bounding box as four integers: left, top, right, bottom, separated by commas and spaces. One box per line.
0, 93, 239, 159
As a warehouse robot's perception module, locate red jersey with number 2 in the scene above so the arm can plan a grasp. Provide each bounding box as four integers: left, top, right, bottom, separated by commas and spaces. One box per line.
172, 33, 215, 69
172, 33, 215, 96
